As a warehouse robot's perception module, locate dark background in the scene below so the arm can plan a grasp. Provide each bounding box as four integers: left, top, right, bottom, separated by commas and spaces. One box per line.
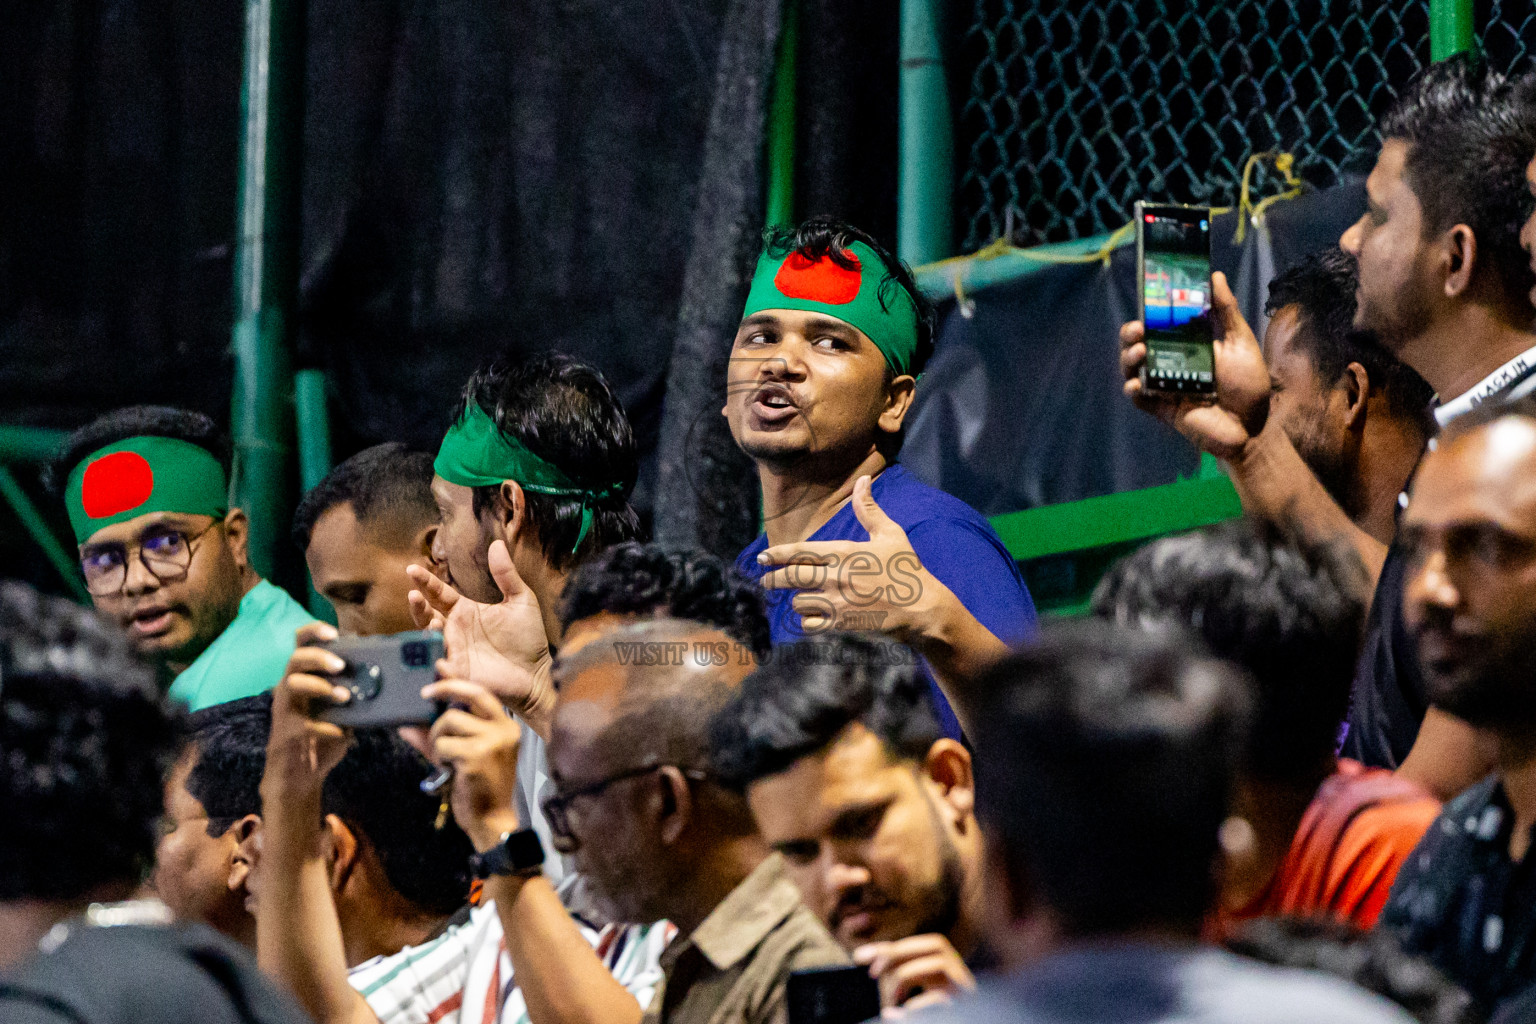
0, 0, 899, 594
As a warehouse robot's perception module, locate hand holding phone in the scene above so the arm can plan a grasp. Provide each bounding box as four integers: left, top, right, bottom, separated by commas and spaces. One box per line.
786, 965, 881, 1024
1136, 202, 1215, 397
1121, 266, 1273, 461
315, 630, 446, 729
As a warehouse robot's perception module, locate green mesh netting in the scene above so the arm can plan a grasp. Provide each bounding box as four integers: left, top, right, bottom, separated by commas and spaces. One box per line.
956, 2, 1533, 250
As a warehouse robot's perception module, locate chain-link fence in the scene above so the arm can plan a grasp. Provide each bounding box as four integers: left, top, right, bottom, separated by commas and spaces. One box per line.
957, 1, 1536, 252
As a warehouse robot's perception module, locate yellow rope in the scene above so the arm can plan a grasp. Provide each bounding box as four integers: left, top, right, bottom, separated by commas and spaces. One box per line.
918, 151, 1303, 304
1234, 151, 1303, 244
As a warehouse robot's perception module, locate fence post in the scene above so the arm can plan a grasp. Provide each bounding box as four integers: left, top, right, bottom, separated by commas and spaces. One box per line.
899, 0, 953, 266
765, 0, 798, 228
229, 0, 305, 580
1429, 0, 1475, 60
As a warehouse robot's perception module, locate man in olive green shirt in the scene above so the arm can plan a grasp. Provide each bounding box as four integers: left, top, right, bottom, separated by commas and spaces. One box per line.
547, 617, 847, 1024
54, 406, 312, 710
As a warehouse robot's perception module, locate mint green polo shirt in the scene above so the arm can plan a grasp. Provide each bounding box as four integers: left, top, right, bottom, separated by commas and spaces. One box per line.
167, 579, 315, 711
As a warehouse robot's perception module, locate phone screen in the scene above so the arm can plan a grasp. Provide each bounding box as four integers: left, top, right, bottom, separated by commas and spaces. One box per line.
1139, 205, 1214, 394
786, 965, 881, 1024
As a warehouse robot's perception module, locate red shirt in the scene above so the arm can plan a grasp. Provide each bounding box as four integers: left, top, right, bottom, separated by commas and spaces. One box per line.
1229, 759, 1440, 930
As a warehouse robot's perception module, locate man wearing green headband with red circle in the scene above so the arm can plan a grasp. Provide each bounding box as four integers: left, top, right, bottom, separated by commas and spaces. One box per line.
53, 406, 314, 710
727, 218, 1037, 738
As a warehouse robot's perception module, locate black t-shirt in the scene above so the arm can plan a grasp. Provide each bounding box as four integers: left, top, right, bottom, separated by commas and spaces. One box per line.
0, 923, 312, 1024
1341, 355, 1536, 768
1340, 538, 1429, 768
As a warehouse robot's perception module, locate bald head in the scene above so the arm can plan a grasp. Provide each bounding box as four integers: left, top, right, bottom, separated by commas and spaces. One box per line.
553, 618, 757, 775
546, 618, 764, 926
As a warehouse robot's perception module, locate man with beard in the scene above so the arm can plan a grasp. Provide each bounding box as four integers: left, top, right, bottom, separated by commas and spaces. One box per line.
1120, 55, 1536, 798
50, 406, 314, 710
726, 217, 1035, 739
408, 351, 642, 875
1262, 249, 1433, 549
546, 617, 847, 1024
709, 633, 983, 1014
1379, 396, 1536, 1017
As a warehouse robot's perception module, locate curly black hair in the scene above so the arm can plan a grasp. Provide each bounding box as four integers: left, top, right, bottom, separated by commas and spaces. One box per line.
1091, 519, 1366, 791
0, 581, 184, 900
457, 352, 641, 572
709, 632, 939, 791
762, 216, 937, 380
184, 693, 473, 916
1266, 248, 1435, 424
1381, 53, 1536, 313
48, 405, 230, 494
292, 442, 437, 550
558, 541, 772, 659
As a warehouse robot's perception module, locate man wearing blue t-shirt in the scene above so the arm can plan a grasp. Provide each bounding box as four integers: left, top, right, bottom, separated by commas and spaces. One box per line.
726, 217, 1036, 737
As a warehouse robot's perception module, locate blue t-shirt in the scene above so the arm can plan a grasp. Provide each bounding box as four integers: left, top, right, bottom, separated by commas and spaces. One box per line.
736, 464, 1036, 738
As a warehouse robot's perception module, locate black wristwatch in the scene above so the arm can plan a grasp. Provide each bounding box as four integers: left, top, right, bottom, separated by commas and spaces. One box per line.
469, 829, 545, 879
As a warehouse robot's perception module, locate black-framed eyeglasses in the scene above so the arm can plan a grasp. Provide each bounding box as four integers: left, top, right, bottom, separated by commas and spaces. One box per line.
541, 763, 707, 844
78, 520, 221, 597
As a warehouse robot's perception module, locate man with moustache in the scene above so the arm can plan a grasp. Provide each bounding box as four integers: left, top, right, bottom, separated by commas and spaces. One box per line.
1261, 248, 1434, 550
545, 617, 847, 1024
710, 633, 983, 1014
1379, 396, 1536, 1017
1120, 55, 1536, 798
50, 406, 313, 710
726, 218, 1035, 738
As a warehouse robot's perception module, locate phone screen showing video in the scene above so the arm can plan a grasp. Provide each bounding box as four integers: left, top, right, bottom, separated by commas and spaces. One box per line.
1140, 206, 1214, 394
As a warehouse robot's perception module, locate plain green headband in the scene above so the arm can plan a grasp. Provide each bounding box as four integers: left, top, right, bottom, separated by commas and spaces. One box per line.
740, 240, 920, 377
434, 403, 623, 552
64, 436, 229, 543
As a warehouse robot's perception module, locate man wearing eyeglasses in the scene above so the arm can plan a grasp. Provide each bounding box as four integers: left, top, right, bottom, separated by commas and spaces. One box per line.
51, 405, 313, 710
547, 617, 847, 1024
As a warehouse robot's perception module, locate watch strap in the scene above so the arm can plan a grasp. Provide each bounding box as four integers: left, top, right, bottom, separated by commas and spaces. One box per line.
470, 828, 545, 879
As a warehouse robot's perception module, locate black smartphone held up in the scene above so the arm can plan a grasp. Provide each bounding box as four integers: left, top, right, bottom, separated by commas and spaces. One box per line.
786, 965, 881, 1024
316, 630, 445, 729
1135, 201, 1215, 396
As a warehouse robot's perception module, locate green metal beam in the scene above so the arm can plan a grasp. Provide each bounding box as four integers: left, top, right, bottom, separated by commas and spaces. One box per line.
765, 0, 798, 228
913, 230, 1127, 302
0, 425, 67, 465
230, 0, 306, 580
293, 368, 337, 622
0, 466, 88, 601
989, 469, 1242, 563
899, 0, 954, 266
1429, 0, 1475, 61
293, 369, 332, 493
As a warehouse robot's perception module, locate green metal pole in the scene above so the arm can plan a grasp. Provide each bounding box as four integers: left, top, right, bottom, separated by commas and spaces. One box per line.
293, 367, 336, 621
899, 0, 954, 266
765, 0, 798, 228
0, 426, 67, 464
0, 466, 89, 601
1429, 0, 1475, 60
230, 0, 305, 580
293, 369, 332, 493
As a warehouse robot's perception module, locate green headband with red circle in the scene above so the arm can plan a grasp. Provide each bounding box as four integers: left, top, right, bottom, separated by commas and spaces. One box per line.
740, 240, 920, 377
64, 436, 229, 543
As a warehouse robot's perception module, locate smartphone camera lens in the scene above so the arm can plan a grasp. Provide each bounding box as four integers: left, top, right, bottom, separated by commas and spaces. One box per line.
355, 663, 383, 700
401, 640, 432, 668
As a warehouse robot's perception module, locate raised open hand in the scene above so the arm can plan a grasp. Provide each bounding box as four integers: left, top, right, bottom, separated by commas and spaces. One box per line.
407, 539, 555, 738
